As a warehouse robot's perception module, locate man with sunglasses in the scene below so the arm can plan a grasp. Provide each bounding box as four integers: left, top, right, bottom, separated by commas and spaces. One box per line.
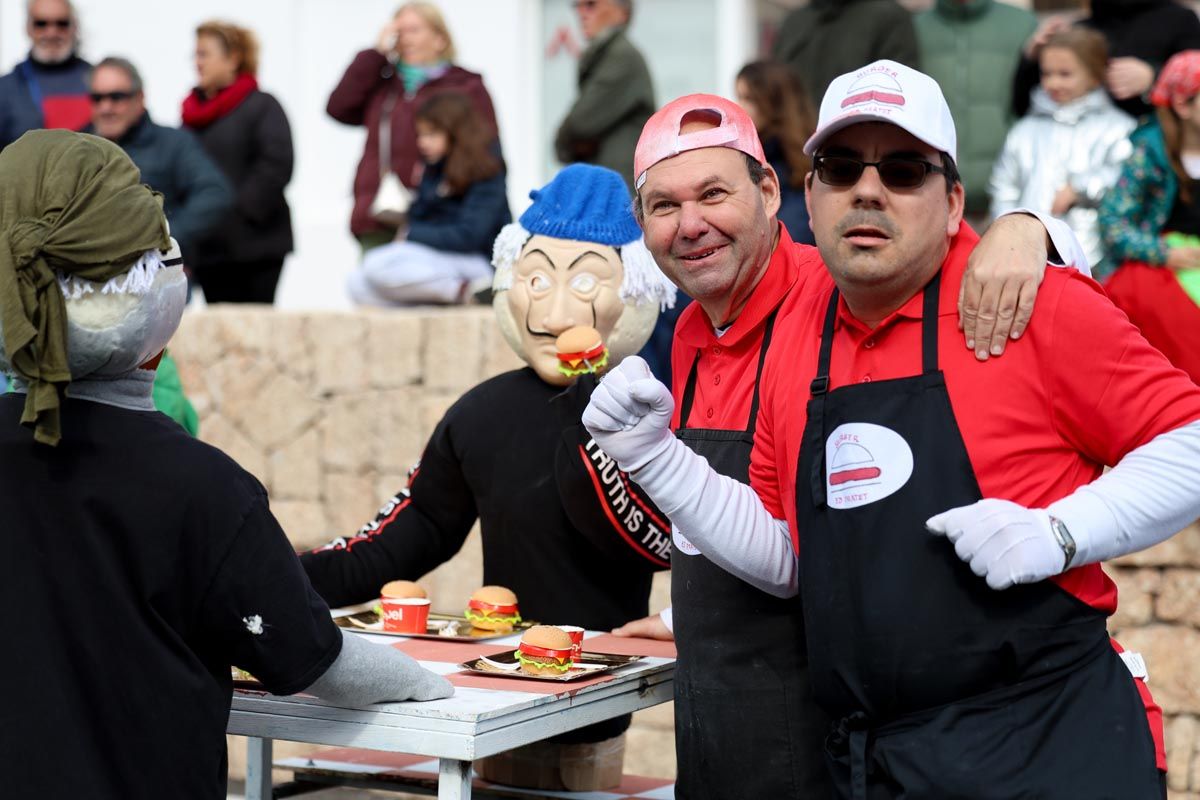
0, 0, 91, 150
589, 61, 1200, 797
86, 56, 232, 261
604, 90, 1083, 798
554, 0, 653, 193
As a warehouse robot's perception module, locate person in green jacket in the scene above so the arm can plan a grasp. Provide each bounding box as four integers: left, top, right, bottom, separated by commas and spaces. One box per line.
916, 0, 1037, 220
772, 0, 918, 106
554, 0, 654, 193
152, 349, 199, 436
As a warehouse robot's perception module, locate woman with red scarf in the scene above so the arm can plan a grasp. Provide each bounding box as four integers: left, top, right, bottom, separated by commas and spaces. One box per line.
181, 20, 293, 304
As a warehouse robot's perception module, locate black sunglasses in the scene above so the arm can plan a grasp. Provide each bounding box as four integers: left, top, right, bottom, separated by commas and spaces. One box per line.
89, 91, 134, 104
32, 18, 71, 29
814, 155, 948, 190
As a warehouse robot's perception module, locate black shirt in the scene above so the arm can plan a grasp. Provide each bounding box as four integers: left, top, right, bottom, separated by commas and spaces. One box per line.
0, 395, 341, 800
302, 368, 669, 631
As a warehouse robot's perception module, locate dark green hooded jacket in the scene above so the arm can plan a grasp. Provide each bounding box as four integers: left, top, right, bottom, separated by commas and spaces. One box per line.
773, 0, 919, 105
916, 0, 1037, 214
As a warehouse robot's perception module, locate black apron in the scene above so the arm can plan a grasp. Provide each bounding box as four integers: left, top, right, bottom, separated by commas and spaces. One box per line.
672, 312, 834, 800
794, 277, 1162, 799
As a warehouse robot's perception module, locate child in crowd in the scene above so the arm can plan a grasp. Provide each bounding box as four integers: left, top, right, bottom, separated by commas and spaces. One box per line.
348, 91, 510, 306
990, 28, 1134, 273
734, 60, 816, 245
1100, 50, 1200, 384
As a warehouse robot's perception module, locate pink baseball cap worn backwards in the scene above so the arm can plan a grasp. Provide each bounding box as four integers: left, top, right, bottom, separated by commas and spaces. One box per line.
805, 59, 957, 162
633, 93, 766, 190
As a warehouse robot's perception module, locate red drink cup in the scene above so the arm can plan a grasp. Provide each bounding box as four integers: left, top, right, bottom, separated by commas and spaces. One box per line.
380, 597, 431, 633
558, 625, 585, 660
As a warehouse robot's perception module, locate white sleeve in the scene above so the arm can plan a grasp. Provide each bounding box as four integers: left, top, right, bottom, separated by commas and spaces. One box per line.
1049, 420, 1200, 565
632, 436, 798, 598
659, 606, 673, 632
997, 208, 1091, 276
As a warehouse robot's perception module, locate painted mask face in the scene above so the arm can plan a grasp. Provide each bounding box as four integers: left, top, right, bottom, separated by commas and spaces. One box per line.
502, 234, 627, 386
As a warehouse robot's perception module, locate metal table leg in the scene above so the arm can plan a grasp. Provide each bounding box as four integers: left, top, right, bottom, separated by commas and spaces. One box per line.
245, 737, 274, 800
437, 757, 472, 800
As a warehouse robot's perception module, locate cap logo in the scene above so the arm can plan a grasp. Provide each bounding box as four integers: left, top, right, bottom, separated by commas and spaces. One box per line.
841, 67, 906, 109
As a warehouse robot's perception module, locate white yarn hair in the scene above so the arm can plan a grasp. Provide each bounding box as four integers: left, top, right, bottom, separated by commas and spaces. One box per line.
57, 248, 167, 301
491, 222, 676, 311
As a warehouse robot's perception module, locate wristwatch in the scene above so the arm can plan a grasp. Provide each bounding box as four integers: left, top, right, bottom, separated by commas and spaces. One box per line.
1048, 515, 1077, 572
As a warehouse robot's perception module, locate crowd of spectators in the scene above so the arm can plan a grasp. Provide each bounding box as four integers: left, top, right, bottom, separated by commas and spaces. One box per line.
4, 0, 1200, 386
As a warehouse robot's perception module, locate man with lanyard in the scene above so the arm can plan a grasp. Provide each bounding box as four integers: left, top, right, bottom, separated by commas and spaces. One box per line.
0, 0, 91, 149
607, 92, 1088, 797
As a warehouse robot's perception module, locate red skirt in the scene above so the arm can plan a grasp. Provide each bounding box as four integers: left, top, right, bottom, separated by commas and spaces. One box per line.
1105, 261, 1200, 385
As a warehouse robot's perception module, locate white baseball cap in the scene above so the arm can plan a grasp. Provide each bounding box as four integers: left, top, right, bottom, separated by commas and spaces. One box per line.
804, 60, 957, 162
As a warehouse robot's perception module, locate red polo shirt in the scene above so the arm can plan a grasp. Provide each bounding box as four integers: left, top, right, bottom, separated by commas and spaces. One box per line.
670, 225, 826, 430
747, 226, 1200, 770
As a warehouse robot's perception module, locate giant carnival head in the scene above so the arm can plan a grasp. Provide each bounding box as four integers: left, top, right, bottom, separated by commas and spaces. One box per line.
0, 130, 185, 445
491, 163, 675, 387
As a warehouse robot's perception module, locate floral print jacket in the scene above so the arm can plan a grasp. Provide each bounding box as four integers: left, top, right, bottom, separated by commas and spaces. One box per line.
1098, 122, 1176, 271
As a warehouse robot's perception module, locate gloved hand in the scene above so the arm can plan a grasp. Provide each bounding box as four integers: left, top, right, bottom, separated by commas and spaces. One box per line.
925, 498, 1065, 590
582, 355, 675, 473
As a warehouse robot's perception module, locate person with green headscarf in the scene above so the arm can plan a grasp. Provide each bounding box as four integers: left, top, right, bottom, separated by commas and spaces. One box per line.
0, 129, 452, 800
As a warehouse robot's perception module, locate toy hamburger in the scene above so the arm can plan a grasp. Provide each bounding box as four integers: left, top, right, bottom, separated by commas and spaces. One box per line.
515, 625, 575, 675
555, 325, 609, 377
380, 580, 427, 600
465, 585, 521, 632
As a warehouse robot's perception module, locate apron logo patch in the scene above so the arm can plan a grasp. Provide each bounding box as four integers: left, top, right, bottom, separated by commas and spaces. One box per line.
826, 423, 913, 509
672, 524, 701, 556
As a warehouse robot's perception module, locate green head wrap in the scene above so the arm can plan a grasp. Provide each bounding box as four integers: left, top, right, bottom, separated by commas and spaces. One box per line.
0, 129, 169, 446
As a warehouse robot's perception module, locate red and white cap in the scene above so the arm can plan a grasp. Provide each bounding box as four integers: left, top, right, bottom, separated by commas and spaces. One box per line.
633, 93, 766, 190
804, 60, 957, 162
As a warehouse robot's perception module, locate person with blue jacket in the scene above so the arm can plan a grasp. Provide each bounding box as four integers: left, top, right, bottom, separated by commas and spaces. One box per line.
349, 91, 510, 305
0, 0, 91, 149
86, 57, 232, 260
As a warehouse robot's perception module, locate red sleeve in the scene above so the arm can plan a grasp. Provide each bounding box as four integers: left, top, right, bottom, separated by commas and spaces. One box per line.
1043, 272, 1200, 465
326, 49, 389, 126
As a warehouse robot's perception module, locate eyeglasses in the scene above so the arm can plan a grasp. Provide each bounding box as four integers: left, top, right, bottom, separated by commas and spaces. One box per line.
89, 91, 134, 104
813, 155, 948, 190
32, 18, 71, 29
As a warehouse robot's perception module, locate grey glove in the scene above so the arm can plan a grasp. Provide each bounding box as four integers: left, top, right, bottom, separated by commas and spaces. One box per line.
302, 630, 453, 705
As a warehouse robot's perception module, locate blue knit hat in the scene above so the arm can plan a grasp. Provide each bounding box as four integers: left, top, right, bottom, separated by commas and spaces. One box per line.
517, 163, 641, 246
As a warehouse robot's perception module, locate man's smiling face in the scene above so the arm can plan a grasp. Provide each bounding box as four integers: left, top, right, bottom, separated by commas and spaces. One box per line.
637, 143, 780, 327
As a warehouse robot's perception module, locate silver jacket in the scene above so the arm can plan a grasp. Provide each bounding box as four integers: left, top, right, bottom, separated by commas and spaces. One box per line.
989, 88, 1135, 269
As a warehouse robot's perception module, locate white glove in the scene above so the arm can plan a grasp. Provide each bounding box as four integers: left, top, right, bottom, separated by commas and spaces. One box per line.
582, 355, 675, 473
925, 498, 1065, 590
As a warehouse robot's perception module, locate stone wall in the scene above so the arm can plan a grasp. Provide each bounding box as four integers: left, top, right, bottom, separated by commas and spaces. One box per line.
173, 307, 1200, 795
169, 307, 675, 785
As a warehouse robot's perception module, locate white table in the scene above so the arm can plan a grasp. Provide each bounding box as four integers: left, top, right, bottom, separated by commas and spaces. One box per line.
228, 631, 675, 800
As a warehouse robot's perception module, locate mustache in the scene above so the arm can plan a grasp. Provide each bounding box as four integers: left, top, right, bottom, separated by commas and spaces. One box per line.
835, 211, 897, 239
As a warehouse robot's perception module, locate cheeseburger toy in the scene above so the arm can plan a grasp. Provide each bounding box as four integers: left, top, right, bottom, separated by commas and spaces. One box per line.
556, 326, 608, 377
515, 626, 575, 675
301, 164, 675, 791
465, 585, 521, 632
380, 580, 427, 600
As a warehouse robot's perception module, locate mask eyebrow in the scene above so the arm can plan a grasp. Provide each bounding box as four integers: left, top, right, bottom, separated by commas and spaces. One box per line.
568, 250, 608, 270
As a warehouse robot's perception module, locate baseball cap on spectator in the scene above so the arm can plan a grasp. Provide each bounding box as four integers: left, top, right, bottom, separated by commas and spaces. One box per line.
804, 59, 957, 162
633, 93, 766, 190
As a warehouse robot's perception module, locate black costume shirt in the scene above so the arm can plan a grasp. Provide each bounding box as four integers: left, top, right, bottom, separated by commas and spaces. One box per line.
0, 395, 342, 800
303, 368, 671, 631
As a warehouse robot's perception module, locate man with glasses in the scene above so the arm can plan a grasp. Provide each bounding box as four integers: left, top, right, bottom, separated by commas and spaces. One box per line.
86, 56, 231, 261
554, 0, 653, 193
608, 91, 1080, 797
588, 60, 1200, 797
0, 0, 91, 149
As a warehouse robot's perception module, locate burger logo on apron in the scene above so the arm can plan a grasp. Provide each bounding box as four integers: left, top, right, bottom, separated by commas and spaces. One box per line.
825, 423, 913, 509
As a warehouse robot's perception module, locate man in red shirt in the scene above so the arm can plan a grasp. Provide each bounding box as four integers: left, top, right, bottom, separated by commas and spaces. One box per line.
608, 87, 1093, 799
587, 60, 1200, 797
